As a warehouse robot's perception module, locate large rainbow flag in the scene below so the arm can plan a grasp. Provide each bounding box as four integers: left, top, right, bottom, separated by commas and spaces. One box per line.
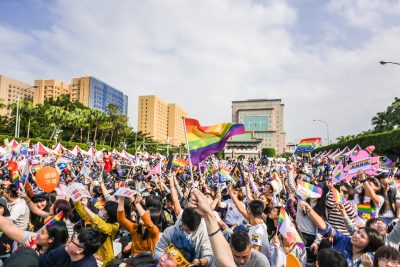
295, 138, 321, 153
184, 118, 245, 164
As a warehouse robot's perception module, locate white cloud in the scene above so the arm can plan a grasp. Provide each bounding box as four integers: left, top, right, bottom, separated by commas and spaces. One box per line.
0, 0, 399, 145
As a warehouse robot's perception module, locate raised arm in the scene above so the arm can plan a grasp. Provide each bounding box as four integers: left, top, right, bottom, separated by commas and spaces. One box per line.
300, 201, 327, 231
0, 216, 25, 243
191, 189, 235, 267
117, 196, 135, 233
358, 172, 381, 204
18, 190, 49, 218
168, 172, 182, 216
228, 184, 249, 221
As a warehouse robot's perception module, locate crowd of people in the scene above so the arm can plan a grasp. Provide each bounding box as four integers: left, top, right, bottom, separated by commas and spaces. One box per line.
0, 144, 398, 267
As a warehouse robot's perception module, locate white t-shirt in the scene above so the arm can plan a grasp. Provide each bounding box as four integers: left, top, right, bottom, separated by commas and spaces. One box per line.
220, 199, 246, 226
248, 223, 270, 258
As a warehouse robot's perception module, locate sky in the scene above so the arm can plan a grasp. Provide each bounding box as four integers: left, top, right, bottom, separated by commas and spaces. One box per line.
1, 0, 400, 145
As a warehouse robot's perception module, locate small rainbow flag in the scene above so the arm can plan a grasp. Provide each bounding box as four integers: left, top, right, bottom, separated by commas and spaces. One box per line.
295, 138, 321, 153
44, 211, 64, 227
184, 118, 245, 164
172, 158, 188, 168
217, 169, 233, 183
277, 207, 304, 249
93, 198, 106, 208
12, 171, 20, 189
332, 162, 345, 184
331, 186, 346, 204
297, 180, 322, 199
357, 203, 376, 221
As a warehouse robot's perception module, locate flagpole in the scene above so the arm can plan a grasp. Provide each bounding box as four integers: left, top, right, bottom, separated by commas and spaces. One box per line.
182, 118, 194, 187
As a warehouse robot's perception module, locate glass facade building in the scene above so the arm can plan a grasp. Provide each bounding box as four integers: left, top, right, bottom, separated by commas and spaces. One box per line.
87, 77, 128, 116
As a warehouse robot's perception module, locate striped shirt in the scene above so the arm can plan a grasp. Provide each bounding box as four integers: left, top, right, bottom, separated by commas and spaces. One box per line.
325, 191, 357, 236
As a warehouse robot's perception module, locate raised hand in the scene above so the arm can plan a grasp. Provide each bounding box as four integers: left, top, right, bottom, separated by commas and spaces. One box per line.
190, 188, 212, 217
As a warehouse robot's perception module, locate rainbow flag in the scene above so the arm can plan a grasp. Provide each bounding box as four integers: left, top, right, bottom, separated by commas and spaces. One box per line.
357, 203, 376, 221
44, 211, 64, 227
217, 168, 233, 183
297, 180, 322, 199
12, 170, 20, 189
277, 207, 304, 249
332, 162, 345, 183
295, 138, 321, 153
331, 187, 346, 204
172, 158, 188, 168
93, 198, 106, 208
184, 118, 245, 164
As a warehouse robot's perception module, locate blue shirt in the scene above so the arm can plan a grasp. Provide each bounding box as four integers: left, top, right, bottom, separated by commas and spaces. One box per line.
39, 246, 98, 267
319, 224, 374, 267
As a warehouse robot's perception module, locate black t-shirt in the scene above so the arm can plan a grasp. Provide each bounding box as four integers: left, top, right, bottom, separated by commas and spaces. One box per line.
39, 246, 97, 267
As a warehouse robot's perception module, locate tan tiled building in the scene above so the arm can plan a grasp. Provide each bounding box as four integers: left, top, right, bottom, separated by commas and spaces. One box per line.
232, 98, 286, 154
33, 79, 70, 105
0, 75, 35, 115
138, 95, 188, 146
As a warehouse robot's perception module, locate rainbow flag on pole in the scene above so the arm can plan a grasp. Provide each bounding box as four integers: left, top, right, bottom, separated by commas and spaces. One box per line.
331, 186, 346, 204
297, 180, 322, 199
172, 158, 188, 168
184, 118, 245, 164
295, 138, 321, 153
277, 207, 304, 249
43, 211, 64, 227
332, 162, 345, 184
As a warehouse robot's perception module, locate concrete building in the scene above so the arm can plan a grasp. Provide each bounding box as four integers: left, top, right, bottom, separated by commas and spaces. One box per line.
0, 75, 35, 115
138, 95, 188, 146
71, 76, 128, 116
33, 79, 70, 105
232, 98, 286, 154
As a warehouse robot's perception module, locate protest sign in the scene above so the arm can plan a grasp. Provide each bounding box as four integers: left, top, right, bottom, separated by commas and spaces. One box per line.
66, 183, 91, 202
36, 166, 60, 193
113, 187, 137, 198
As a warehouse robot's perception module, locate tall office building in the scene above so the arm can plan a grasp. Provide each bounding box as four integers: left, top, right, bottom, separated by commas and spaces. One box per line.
0, 75, 35, 115
232, 98, 286, 154
33, 79, 70, 105
71, 76, 128, 116
138, 95, 188, 146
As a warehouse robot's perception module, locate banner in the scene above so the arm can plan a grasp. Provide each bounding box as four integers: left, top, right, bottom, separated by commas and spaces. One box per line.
347, 158, 372, 174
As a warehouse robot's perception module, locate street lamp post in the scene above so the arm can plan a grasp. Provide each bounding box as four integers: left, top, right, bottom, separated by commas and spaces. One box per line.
313, 119, 330, 145
380, 61, 400, 66
14, 85, 38, 138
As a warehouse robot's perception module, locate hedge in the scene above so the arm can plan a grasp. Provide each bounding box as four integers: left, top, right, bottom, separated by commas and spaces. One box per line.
0, 134, 112, 151
262, 148, 276, 158
313, 128, 400, 156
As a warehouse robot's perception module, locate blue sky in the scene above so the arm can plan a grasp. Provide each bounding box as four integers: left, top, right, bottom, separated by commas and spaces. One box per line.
1, 0, 400, 144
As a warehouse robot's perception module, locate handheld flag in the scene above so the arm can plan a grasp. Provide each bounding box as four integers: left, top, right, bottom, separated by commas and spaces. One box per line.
145, 160, 162, 179
277, 207, 304, 249
184, 118, 245, 164
331, 186, 346, 204
43, 211, 64, 227
295, 138, 321, 153
297, 180, 322, 199
332, 162, 345, 184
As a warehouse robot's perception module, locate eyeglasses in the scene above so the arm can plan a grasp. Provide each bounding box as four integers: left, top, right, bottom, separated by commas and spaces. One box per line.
69, 233, 83, 248
378, 258, 400, 265
371, 221, 387, 228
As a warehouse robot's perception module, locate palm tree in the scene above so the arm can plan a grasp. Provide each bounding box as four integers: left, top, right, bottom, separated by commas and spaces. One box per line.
45, 106, 67, 140
89, 109, 106, 145
18, 100, 37, 138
